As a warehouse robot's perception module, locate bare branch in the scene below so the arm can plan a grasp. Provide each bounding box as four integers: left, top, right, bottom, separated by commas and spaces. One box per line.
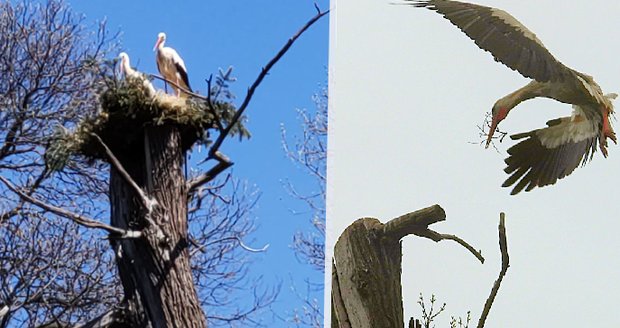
413, 228, 485, 264
0, 175, 140, 238
73, 307, 127, 328
91, 133, 156, 212
381, 205, 485, 264
187, 151, 233, 193
190, 236, 269, 257
208, 7, 329, 159
477, 213, 509, 328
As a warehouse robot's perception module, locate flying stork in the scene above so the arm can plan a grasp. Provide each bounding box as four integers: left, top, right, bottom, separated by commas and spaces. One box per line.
153, 32, 192, 97
118, 52, 156, 97
408, 0, 617, 195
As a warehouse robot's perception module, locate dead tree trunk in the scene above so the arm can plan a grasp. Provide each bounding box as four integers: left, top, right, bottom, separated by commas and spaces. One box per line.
109, 125, 205, 327
331, 217, 405, 328
331, 205, 484, 328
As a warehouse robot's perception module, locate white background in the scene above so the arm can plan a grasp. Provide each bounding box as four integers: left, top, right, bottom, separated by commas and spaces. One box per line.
327, 1, 620, 326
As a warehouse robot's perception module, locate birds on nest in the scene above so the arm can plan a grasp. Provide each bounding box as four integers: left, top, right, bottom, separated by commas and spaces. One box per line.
118, 32, 192, 99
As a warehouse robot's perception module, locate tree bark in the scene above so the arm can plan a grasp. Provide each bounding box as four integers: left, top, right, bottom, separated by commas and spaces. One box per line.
331, 217, 405, 328
331, 205, 481, 328
109, 125, 206, 327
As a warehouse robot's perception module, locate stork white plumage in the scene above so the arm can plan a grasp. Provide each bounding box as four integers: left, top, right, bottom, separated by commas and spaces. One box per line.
409, 0, 617, 195
118, 52, 156, 97
153, 32, 192, 97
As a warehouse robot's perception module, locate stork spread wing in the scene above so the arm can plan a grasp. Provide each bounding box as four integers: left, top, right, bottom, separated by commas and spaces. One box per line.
408, 0, 574, 83
502, 113, 600, 195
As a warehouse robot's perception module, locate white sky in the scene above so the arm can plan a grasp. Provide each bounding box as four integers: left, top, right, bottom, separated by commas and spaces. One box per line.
327, 1, 620, 326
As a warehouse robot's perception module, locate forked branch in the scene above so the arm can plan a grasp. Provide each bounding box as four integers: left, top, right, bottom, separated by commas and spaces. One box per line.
187, 151, 233, 193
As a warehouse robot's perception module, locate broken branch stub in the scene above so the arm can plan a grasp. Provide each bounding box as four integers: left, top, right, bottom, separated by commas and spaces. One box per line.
331, 204, 483, 328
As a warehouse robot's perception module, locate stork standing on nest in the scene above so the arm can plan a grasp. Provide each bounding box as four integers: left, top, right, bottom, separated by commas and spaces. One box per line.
118, 52, 157, 97
408, 0, 617, 195
153, 32, 192, 97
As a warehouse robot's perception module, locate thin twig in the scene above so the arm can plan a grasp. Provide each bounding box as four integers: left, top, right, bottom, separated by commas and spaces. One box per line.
477, 213, 509, 328
208, 7, 329, 160
0, 175, 141, 238
189, 236, 269, 257
150, 74, 205, 100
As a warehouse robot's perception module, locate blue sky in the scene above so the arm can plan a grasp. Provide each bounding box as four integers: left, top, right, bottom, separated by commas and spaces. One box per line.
329, 0, 620, 326
70, 1, 328, 325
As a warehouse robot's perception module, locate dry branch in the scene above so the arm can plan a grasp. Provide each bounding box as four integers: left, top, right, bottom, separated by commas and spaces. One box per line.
0, 175, 140, 238
187, 151, 233, 193
207, 7, 329, 160
92, 133, 156, 212
477, 213, 509, 328
383, 204, 485, 263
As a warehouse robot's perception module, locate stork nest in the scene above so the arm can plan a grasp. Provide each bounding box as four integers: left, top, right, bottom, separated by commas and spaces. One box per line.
45, 77, 250, 171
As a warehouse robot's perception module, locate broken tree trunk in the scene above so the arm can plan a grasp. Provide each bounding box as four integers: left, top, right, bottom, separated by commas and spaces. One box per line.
331, 204, 483, 328
109, 125, 205, 327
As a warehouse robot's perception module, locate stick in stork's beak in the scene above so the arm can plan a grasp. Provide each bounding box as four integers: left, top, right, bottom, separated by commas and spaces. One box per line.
486, 107, 509, 148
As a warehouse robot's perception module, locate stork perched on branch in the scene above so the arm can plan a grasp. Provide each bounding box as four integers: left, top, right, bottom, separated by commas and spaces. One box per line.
118, 52, 156, 97
408, 0, 617, 195
153, 32, 192, 98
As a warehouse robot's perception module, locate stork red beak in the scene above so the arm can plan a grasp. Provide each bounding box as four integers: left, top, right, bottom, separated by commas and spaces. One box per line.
486, 107, 509, 148
153, 37, 162, 52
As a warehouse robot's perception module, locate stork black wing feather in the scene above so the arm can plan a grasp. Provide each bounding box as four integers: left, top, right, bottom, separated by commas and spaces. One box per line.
406, 0, 574, 83
175, 62, 192, 92
502, 119, 598, 194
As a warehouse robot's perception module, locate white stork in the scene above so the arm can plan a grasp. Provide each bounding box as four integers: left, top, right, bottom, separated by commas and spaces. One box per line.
409, 0, 617, 195
118, 52, 156, 97
153, 32, 192, 97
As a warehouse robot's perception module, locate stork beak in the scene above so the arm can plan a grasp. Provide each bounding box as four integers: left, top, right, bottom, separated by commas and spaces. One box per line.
485, 119, 499, 148
153, 37, 161, 52
486, 107, 509, 148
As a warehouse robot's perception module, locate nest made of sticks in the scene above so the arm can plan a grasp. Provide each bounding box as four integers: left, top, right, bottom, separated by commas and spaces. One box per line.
45, 77, 250, 171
